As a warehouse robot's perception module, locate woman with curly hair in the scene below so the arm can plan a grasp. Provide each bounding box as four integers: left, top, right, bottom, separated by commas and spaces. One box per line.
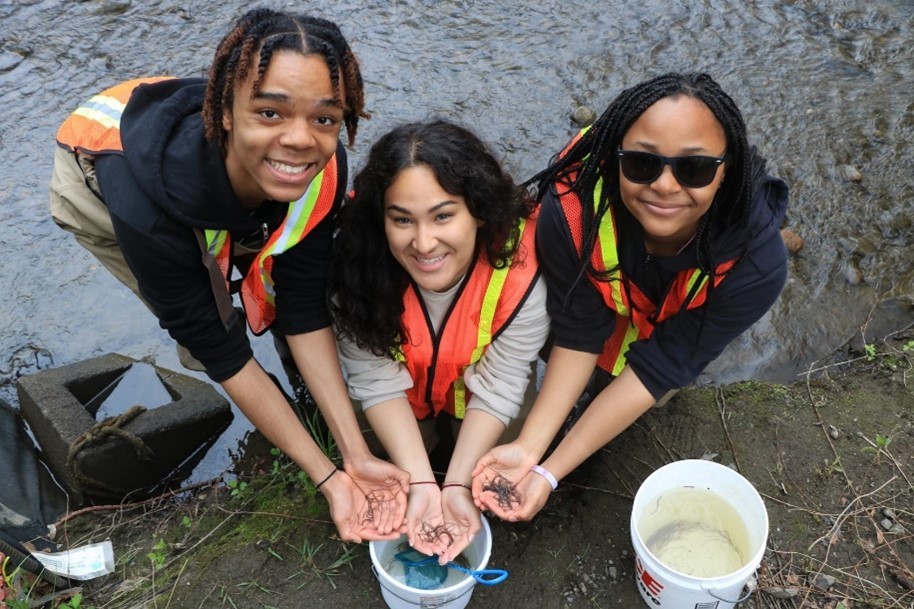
472, 72, 789, 522
331, 120, 549, 563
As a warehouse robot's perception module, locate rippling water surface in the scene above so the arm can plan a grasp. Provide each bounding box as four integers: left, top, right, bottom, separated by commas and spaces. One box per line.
2, 0, 912, 480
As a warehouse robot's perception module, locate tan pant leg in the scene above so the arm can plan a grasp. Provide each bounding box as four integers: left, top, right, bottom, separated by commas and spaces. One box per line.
653, 388, 679, 408
49, 147, 145, 300
49, 147, 205, 372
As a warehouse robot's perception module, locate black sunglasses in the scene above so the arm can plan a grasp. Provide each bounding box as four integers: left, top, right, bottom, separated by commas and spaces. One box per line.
616, 150, 726, 189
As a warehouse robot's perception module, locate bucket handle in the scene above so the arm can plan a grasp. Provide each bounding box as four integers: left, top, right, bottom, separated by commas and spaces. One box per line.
706, 575, 758, 604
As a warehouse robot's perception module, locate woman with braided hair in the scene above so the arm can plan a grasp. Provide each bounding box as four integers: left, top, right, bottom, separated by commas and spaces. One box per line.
49, 8, 408, 542
471, 72, 788, 521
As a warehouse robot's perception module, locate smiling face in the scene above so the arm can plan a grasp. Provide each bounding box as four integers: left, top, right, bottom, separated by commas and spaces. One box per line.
222, 51, 344, 207
619, 95, 727, 256
384, 165, 482, 293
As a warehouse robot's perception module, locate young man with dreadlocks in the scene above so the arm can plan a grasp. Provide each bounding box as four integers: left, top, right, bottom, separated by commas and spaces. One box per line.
472, 72, 788, 521
49, 8, 408, 542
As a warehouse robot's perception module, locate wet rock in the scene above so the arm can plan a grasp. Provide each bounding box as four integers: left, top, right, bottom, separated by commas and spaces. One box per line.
0, 50, 26, 72
780, 228, 803, 255
762, 586, 799, 599
97, 0, 132, 15
889, 523, 907, 535
880, 518, 894, 531
843, 262, 863, 285
888, 213, 911, 232
810, 573, 836, 591
837, 164, 862, 182
609, 566, 617, 580
571, 105, 597, 126
881, 507, 897, 520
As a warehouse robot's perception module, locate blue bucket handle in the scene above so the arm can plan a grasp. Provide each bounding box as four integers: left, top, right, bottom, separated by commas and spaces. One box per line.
396, 554, 509, 586
445, 562, 509, 586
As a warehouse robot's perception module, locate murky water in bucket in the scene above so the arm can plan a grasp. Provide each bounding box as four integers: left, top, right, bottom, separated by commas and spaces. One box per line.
86, 363, 172, 421
637, 487, 751, 578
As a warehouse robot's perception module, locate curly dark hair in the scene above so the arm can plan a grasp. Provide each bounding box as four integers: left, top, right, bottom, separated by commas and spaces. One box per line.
527, 72, 766, 297
330, 120, 535, 357
201, 8, 368, 150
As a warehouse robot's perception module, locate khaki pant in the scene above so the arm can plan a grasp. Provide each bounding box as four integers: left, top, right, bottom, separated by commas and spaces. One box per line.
49, 147, 204, 371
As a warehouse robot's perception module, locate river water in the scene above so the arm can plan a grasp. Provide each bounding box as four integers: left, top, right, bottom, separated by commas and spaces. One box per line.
1, 0, 912, 482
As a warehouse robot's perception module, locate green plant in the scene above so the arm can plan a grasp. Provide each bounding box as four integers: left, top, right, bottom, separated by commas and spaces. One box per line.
228, 479, 250, 500
862, 433, 891, 461
147, 537, 167, 570
181, 515, 193, 529
293, 405, 337, 460
288, 541, 358, 589
0, 553, 40, 609
58, 591, 96, 609
864, 343, 877, 361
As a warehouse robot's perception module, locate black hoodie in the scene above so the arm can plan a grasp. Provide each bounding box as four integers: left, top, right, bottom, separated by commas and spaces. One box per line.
536, 169, 789, 399
94, 78, 346, 382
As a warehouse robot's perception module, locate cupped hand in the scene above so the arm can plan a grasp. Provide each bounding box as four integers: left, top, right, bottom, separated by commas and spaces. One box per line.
470, 442, 538, 518
344, 456, 409, 535
439, 485, 481, 565
405, 483, 449, 557
491, 469, 553, 522
320, 469, 404, 543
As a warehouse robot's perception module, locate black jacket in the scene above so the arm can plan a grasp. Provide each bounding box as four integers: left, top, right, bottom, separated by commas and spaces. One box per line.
536, 169, 789, 399
94, 78, 345, 382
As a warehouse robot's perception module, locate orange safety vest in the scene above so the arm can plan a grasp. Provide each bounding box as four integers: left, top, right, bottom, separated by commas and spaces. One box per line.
399, 208, 540, 420
557, 174, 736, 376
57, 77, 340, 335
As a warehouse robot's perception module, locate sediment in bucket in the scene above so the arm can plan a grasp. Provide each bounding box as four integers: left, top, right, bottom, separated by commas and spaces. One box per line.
369, 516, 492, 609
630, 460, 768, 609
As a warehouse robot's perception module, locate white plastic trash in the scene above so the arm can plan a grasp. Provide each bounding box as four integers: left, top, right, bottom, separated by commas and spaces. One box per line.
630, 460, 768, 609
369, 516, 492, 609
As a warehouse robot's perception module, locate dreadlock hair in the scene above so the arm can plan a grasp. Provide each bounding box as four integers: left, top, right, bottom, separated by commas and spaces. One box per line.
527, 72, 766, 303
330, 120, 535, 358
202, 8, 368, 151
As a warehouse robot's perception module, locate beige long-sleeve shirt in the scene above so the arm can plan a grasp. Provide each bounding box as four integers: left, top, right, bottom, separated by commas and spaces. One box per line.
336, 276, 549, 426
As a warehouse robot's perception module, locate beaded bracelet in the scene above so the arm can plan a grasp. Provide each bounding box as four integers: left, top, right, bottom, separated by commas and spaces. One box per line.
530, 464, 558, 491
441, 482, 472, 491
315, 467, 338, 490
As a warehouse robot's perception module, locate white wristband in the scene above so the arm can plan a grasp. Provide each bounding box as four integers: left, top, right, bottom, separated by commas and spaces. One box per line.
530, 464, 558, 491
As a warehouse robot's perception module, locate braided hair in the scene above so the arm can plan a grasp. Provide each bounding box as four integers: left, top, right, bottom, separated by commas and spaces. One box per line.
202, 8, 367, 151
529, 72, 764, 289
330, 120, 535, 358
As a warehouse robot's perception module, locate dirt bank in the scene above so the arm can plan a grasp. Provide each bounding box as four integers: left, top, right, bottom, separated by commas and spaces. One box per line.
34, 336, 914, 608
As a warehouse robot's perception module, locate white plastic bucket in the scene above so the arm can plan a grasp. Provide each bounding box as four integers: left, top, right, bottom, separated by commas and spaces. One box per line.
630, 460, 768, 609
369, 516, 492, 609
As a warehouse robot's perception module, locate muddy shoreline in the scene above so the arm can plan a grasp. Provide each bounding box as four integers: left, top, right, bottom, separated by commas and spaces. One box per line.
23, 333, 914, 609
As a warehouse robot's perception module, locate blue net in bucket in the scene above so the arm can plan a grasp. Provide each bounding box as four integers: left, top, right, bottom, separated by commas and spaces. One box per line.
392, 547, 509, 589
393, 548, 449, 589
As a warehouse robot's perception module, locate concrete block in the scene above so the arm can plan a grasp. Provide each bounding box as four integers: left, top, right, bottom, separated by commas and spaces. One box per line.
17, 353, 232, 505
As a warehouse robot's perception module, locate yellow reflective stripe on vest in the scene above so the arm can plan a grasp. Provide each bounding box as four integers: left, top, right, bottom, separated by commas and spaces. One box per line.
455, 217, 528, 418
470, 216, 526, 364
204, 229, 229, 257
256, 170, 327, 303
72, 93, 127, 130
453, 376, 468, 420
684, 269, 708, 301
611, 322, 641, 376
593, 179, 627, 314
